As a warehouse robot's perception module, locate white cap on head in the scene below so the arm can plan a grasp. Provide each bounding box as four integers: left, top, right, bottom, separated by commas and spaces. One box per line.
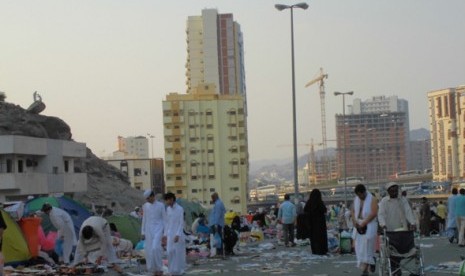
27, 195, 34, 200
385, 182, 398, 190
143, 189, 152, 199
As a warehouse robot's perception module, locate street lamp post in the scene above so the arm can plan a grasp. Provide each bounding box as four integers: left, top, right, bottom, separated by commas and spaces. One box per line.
147, 133, 155, 190
275, 2, 308, 200
334, 91, 354, 207
147, 133, 155, 159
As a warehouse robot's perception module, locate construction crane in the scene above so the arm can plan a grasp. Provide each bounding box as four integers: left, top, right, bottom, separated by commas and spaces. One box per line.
277, 140, 322, 186
305, 68, 329, 183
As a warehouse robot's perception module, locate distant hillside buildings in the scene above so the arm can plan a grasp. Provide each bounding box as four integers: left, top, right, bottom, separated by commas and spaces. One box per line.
105, 135, 165, 194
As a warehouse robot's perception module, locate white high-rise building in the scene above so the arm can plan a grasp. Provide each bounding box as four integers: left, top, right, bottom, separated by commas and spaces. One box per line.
114, 136, 149, 159
186, 9, 246, 97
351, 95, 409, 115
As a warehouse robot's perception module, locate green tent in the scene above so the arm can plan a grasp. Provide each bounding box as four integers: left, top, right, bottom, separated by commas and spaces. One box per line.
177, 198, 207, 227
1, 209, 31, 265
106, 215, 141, 246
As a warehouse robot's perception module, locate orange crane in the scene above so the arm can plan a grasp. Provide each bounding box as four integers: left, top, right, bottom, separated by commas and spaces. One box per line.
305, 68, 329, 182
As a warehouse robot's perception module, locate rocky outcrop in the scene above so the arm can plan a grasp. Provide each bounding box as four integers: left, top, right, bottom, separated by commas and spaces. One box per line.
0, 102, 71, 139
0, 100, 143, 212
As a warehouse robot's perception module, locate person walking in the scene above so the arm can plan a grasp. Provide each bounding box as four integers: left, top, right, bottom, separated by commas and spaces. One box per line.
436, 200, 447, 234
419, 197, 431, 237
208, 192, 226, 254
455, 189, 465, 247
447, 188, 459, 243
163, 192, 186, 276
141, 190, 166, 276
41, 203, 76, 265
277, 194, 297, 247
352, 184, 378, 276
304, 189, 328, 255
378, 182, 416, 276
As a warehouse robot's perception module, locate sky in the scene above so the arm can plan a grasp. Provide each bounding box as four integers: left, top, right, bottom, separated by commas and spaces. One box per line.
2, 0, 464, 161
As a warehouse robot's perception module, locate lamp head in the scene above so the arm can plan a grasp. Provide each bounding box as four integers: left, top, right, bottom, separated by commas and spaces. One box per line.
347, 91, 354, 95
295, 2, 309, 9
275, 4, 289, 11
334, 92, 341, 96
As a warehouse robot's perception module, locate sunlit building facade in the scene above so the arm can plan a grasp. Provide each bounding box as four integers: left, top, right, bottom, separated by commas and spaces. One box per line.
162, 84, 248, 214
186, 9, 246, 97
428, 86, 465, 182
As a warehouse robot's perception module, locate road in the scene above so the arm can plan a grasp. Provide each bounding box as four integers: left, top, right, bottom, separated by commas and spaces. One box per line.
101, 234, 462, 275
182, 235, 462, 276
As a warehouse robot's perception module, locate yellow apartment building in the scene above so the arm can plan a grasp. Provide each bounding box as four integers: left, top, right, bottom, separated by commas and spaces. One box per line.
162, 84, 248, 214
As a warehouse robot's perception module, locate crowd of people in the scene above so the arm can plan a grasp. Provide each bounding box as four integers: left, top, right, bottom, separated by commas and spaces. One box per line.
1, 182, 460, 276
259, 182, 457, 276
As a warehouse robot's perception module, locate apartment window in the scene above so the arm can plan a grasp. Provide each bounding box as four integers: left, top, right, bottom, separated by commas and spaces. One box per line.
17, 160, 24, 173
176, 176, 182, 180
208, 162, 214, 166
190, 148, 197, 154
208, 175, 215, 180
207, 136, 214, 141
64, 160, 69, 172
192, 189, 198, 193
191, 175, 198, 180
175, 149, 181, 154
175, 163, 181, 168
6, 159, 12, 173
134, 168, 142, 176
230, 187, 239, 192
209, 188, 215, 192
207, 149, 214, 153
206, 111, 213, 116
176, 190, 182, 195
53, 166, 58, 174
231, 197, 240, 204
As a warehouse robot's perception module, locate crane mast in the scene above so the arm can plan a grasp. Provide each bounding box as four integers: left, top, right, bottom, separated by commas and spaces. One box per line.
305, 68, 329, 183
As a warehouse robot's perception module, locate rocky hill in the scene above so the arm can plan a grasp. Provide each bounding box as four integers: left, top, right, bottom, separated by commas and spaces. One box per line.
0, 99, 143, 212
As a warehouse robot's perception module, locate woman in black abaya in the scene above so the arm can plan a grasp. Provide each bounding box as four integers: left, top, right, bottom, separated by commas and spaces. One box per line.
304, 189, 328, 255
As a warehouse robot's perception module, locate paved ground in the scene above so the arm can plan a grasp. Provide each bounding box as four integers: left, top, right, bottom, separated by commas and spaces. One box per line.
105, 235, 464, 276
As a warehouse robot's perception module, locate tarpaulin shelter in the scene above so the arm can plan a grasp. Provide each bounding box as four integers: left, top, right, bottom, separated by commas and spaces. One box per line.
1, 209, 31, 265
106, 214, 141, 245
23, 196, 91, 236
176, 198, 207, 227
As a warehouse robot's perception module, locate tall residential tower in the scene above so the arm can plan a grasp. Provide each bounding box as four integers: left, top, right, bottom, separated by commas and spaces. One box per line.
186, 9, 246, 97
163, 9, 249, 214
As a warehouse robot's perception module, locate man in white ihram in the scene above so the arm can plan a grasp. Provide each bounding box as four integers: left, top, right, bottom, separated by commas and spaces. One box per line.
141, 190, 166, 276
162, 192, 186, 276
41, 203, 77, 265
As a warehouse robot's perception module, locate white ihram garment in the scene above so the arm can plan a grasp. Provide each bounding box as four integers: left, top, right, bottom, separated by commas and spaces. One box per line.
49, 207, 77, 264
149, 201, 166, 272
164, 202, 186, 275
353, 193, 377, 267
141, 202, 155, 272
73, 216, 118, 265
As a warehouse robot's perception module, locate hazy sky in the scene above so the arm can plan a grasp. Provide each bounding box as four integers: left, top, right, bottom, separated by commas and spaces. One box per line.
2, 0, 464, 161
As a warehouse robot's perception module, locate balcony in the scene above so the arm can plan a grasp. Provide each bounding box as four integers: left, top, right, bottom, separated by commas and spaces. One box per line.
0, 172, 87, 195
165, 166, 186, 175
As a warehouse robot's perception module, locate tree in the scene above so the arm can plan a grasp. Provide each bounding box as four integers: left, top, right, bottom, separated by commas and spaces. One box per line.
0, 92, 6, 102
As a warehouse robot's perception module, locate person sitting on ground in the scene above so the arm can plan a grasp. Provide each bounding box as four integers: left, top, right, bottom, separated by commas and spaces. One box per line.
129, 207, 142, 219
